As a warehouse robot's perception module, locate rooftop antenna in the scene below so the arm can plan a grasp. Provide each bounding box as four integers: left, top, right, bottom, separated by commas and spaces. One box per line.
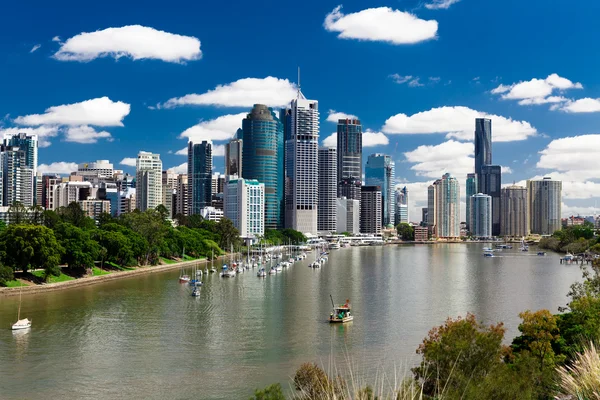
297, 66, 301, 97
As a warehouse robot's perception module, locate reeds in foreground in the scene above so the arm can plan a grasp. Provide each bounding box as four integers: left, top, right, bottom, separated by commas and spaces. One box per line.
557, 342, 600, 400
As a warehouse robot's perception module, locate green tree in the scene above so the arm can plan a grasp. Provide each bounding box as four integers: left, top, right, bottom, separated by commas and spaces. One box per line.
155, 204, 170, 221
58, 202, 95, 229
120, 209, 169, 264
0, 264, 14, 286
0, 225, 64, 279
8, 202, 29, 225
281, 229, 306, 245
43, 210, 61, 230
216, 217, 241, 249
54, 222, 100, 270
249, 383, 286, 400
396, 223, 415, 241
513, 310, 562, 371
29, 205, 45, 225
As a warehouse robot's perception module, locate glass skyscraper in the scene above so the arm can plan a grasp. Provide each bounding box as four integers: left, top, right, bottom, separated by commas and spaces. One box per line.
470, 193, 492, 239
365, 154, 395, 226
239, 104, 284, 230
480, 164, 502, 236
475, 118, 492, 192
337, 119, 362, 199
465, 173, 478, 231
187, 141, 212, 215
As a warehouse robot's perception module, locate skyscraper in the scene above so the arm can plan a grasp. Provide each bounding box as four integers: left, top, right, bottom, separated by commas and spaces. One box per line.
135, 151, 162, 211
475, 118, 492, 190
469, 193, 492, 239
396, 186, 409, 225
187, 141, 212, 215
225, 138, 242, 177
4, 133, 37, 173
527, 177, 562, 235
0, 146, 34, 206
318, 147, 337, 233
240, 104, 284, 229
162, 170, 178, 218
175, 174, 188, 216
284, 91, 319, 234
360, 186, 382, 235
336, 197, 360, 234
501, 185, 529, 237
337, 118, 362, 200
224, 178, 265, 240
365, 154, 395, 227
480, 165, 502, 236
429, 174, 460, 238
465, 173, 478, 231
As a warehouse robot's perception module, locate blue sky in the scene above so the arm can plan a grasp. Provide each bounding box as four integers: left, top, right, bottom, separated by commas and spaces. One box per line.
2, 0, 600, 220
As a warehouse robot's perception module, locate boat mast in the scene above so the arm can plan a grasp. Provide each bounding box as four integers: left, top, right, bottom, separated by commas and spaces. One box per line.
330, 294, 335, 309
17, 284, 22, 321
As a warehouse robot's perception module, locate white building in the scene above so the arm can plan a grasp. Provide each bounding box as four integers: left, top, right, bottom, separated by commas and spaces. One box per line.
396, 187, 409, 225
51, 181, 97, 210
469, 193, 492, 239
200, 206, 224, 222
77, 160, 114, 179
224, 178, 265, 240
284, 91, 319, 235
428, 174, 460, 239
136, 152, 162, 211
318, 147, 337, 234
336, 197, 360, 234
528, 177, 562, 235
0, 146, 35, 207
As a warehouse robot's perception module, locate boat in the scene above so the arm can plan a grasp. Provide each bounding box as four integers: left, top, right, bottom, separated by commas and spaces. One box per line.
483, 247, 493, 251
329, 296, 353, 323
330, 242, 341, 250
537, 252, 546, 256
275, 264, 283, 272
483, 252, 495, 258
268, 267, 277, 275
179, 274, 190, 283
12, 285, 31, 330
257, 268, 266, 277
189, 264, 202, 286
191, 286, 201, 297
564, 252, 574, 261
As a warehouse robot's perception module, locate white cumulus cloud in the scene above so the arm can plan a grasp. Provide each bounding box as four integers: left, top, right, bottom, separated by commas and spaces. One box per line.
321, 130, 388, 148
425, 0, 460, 9
175, 143, 225, 157
120, 157, 137, 167
160, 77, 296, 109
179, 113, 245, 142
171, 163, 187, 175
64, 125, 112, 144
559, 98, 600, 113
537, 134, 600, 181
54, 25, 201, 63
0, 126, 59, 148
38, 162, 78, 175
491, 74, 582, 106
15, 97, 130, 127
327, 110, 358, 123
382, 106, 537, 142
324, 5, 438, 45
30, 44, 41, 53
403, 140, 473, 180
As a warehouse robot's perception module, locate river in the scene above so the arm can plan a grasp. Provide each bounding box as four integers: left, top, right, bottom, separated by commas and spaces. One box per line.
0, 244, 583, 399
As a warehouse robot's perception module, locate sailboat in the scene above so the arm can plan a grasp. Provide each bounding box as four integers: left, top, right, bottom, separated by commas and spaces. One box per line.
210, 249, 217, 273
12, 285, 31, 330
179, 247, 190, 283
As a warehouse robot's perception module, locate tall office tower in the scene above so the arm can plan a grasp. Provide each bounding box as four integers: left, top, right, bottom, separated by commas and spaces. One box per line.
187, 141, 212, 215
162, 170, 178, 218
360, 186, 382, 235
465, 173, 478, 230
240, 104, 284, 229
474, 118, 492, 191
35, 172, 43, 207
429, 173, 460, 238
480, 165, 502, 236
422, 208, 428, 226
0, 146, 35, 207
336, 197, 360, 234
224, 178, 265, 240
283, 91, 319, 234
365, 154, 395, 227
336, 118, 362, 199
318, 147, 337, 233
211, 173, 225, 195
135, 152, 162, 211
501, 185, 529, 237
4, 133, 37, 173
77, 160, 114, 179
469, 193, 492, 239
175, 174, 188, 216
225, 138, 243, 177
527, 177, 562, 235
396, 186, 409, 225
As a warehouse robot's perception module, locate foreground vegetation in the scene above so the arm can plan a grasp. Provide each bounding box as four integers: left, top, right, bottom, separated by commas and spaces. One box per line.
252, 260, 600, 399
539, 221, 598, 254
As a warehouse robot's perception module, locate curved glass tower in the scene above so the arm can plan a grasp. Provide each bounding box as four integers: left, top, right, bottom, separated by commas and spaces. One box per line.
239, 104, 284, 229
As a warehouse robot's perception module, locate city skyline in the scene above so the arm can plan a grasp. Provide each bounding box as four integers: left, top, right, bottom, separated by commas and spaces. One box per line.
1, 0, 600, 223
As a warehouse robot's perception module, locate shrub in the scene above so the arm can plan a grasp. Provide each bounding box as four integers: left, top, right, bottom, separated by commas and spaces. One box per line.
293, 363, 345, 399
0, 264, 14, 286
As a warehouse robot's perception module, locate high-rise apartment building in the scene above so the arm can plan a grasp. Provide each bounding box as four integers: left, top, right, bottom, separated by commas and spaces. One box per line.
365, 154, 395, 227
4, 133, 37, 173
224, 178, 265, 240
284, 92, 319, 234
527, 177, 562, 235
469, 193, 492, 239
396, 186, 409, 225
162, 170, 178, 218
465, 173, 477, 230
0, 146, 35, 207
360, 186, 382, 235
225, 138, 243, 177
336, 197, 360, 234
429, 174, 460, 238
480, 165, 502, 236
475, 118, 492, 191
187, 141, 212, 215
318, 147, 337, 233
337, 118, 362, 200
175, 174, 188, 216
501, 185, 529, 237
135, 152, 162, 211
239, 104, 284, 229
77, 160, 114, 179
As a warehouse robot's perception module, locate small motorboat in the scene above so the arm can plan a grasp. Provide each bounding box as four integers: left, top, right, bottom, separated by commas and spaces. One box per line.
220, 267, 236, 278
329, 297, 353, 324
275, 264, 283, 272
179, 275, 191, 283
191, 287, 201, 297
483, 252, 495, 258
268, 267, 277, 275
537, 252, 546, 256
257, 268, 267, 277
12, 318, 32, 330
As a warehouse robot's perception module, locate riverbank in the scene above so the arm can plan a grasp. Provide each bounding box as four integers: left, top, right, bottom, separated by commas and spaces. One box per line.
0, 256, 226, 297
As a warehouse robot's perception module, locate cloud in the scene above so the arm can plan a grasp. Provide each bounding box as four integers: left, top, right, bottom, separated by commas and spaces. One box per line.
501, 166, 512, 174
327, 110, 358, 122
0, 126, 59, 148
38, 162, 77, 175
382, 106, 537, 142
179, 113, 245, 142
537, 134, 600, 181
30, 44, 41, 53
559, 98, 600, 113
15, 96, 130, 127
52, 36, 61, 42
425, 0, 460, 10
64, 125, 112, 144
403, 140, 473, 180
120, 157, 137, 167
171, 163, 187, 174
389, 74, 429, 87
54, 25, 201, 63
321, 130, 389, 148
160, 77, 296, 109
491, 73, 582, 106
429, 77, 441, 82
175, 143, 225, 156
324, 5, 438, 45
